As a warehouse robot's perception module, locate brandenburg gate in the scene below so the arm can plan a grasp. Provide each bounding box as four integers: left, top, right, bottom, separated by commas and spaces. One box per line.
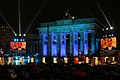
37, 18, 98, 57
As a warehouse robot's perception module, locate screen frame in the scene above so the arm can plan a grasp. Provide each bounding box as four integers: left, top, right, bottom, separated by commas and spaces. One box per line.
100, 37, 117, 50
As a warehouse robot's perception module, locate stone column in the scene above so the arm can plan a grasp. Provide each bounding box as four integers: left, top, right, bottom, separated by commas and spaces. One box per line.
60, 32, 66, 57
70, 32, 73, 55
51, 32, 57, 56
73, 32, 78, 56
84, 31, 88, 55
57, 33, 60, 56
91, 30, 95, 54
42, 33, 48, 56
96, 38, 100, 52
80, 31, 84, 54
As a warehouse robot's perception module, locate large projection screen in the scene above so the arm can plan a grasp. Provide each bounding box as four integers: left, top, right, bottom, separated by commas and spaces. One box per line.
10, 41, 26, 54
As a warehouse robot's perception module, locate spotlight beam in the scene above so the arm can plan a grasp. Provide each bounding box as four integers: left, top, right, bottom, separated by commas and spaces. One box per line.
94, 0, 112, 28
0, 12, 16, 35
18, 0, 21, 35
25, 0, 46, 35
72, 0, 106, 28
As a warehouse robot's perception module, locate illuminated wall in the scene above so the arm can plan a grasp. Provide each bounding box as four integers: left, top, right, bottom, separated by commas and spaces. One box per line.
37, 18, 97, 56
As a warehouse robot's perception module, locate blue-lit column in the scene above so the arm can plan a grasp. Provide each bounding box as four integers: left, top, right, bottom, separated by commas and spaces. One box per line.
91, 30, 95, 54
51, 32, 57, 57
57, 33, 60, 56
70, 32, 73, 55
60, 32, 66, 57
42, 33, 48, 56
96, 38, 100, 52
84, 31, 88, 55
80, 31, 84, 54
73, 32, 78, 56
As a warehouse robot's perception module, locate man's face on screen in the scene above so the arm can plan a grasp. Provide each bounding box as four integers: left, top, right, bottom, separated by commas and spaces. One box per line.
107, 38, 112, 47
17, 42, 22, 48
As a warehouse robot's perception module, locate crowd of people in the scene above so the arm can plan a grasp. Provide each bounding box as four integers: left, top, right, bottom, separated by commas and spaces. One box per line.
1, 44, 120, 80
0, 60, 120, 80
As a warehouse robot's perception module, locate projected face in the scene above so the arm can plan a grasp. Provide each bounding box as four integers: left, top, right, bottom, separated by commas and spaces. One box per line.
100, 37, 116, 50
10, 42, 15, 50
17, 42, 22, 48
100, 39, 105, 45
107, 38, 112, 47
100, 39, 106, 50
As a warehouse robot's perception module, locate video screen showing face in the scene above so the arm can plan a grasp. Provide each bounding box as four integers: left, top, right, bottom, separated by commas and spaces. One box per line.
10, 41, 26, 50
100, 37, 117, 50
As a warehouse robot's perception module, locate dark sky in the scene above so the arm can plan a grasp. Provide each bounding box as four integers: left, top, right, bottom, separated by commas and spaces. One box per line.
0, 0, 120, 35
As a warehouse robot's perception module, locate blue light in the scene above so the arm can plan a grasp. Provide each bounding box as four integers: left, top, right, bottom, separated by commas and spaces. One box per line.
109, 34, 111, 37
103, 35, 105, 37
36, 53, 38, 55
112, 34, 114, 36
34, 55, 37, 57
20, 39, 22, 41
27, 59, 30, 63
14, 39, 17, 42
28, 56, 30, 59
23, 39, 25, 41
105, 35, 107, 37
16, 39, 19, 42
15, 60, 20, 65
35, 59, 39, 63
15, 56, 19, 60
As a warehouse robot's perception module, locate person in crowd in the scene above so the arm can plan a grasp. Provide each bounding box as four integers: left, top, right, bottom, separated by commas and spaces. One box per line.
115, 51, 120, 63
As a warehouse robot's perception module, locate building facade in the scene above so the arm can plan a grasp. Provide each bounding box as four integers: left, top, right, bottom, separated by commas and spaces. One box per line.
37, 18, 99, 57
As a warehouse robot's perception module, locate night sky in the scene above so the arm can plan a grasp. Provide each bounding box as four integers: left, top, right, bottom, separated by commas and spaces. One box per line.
0, 0, 120, 35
